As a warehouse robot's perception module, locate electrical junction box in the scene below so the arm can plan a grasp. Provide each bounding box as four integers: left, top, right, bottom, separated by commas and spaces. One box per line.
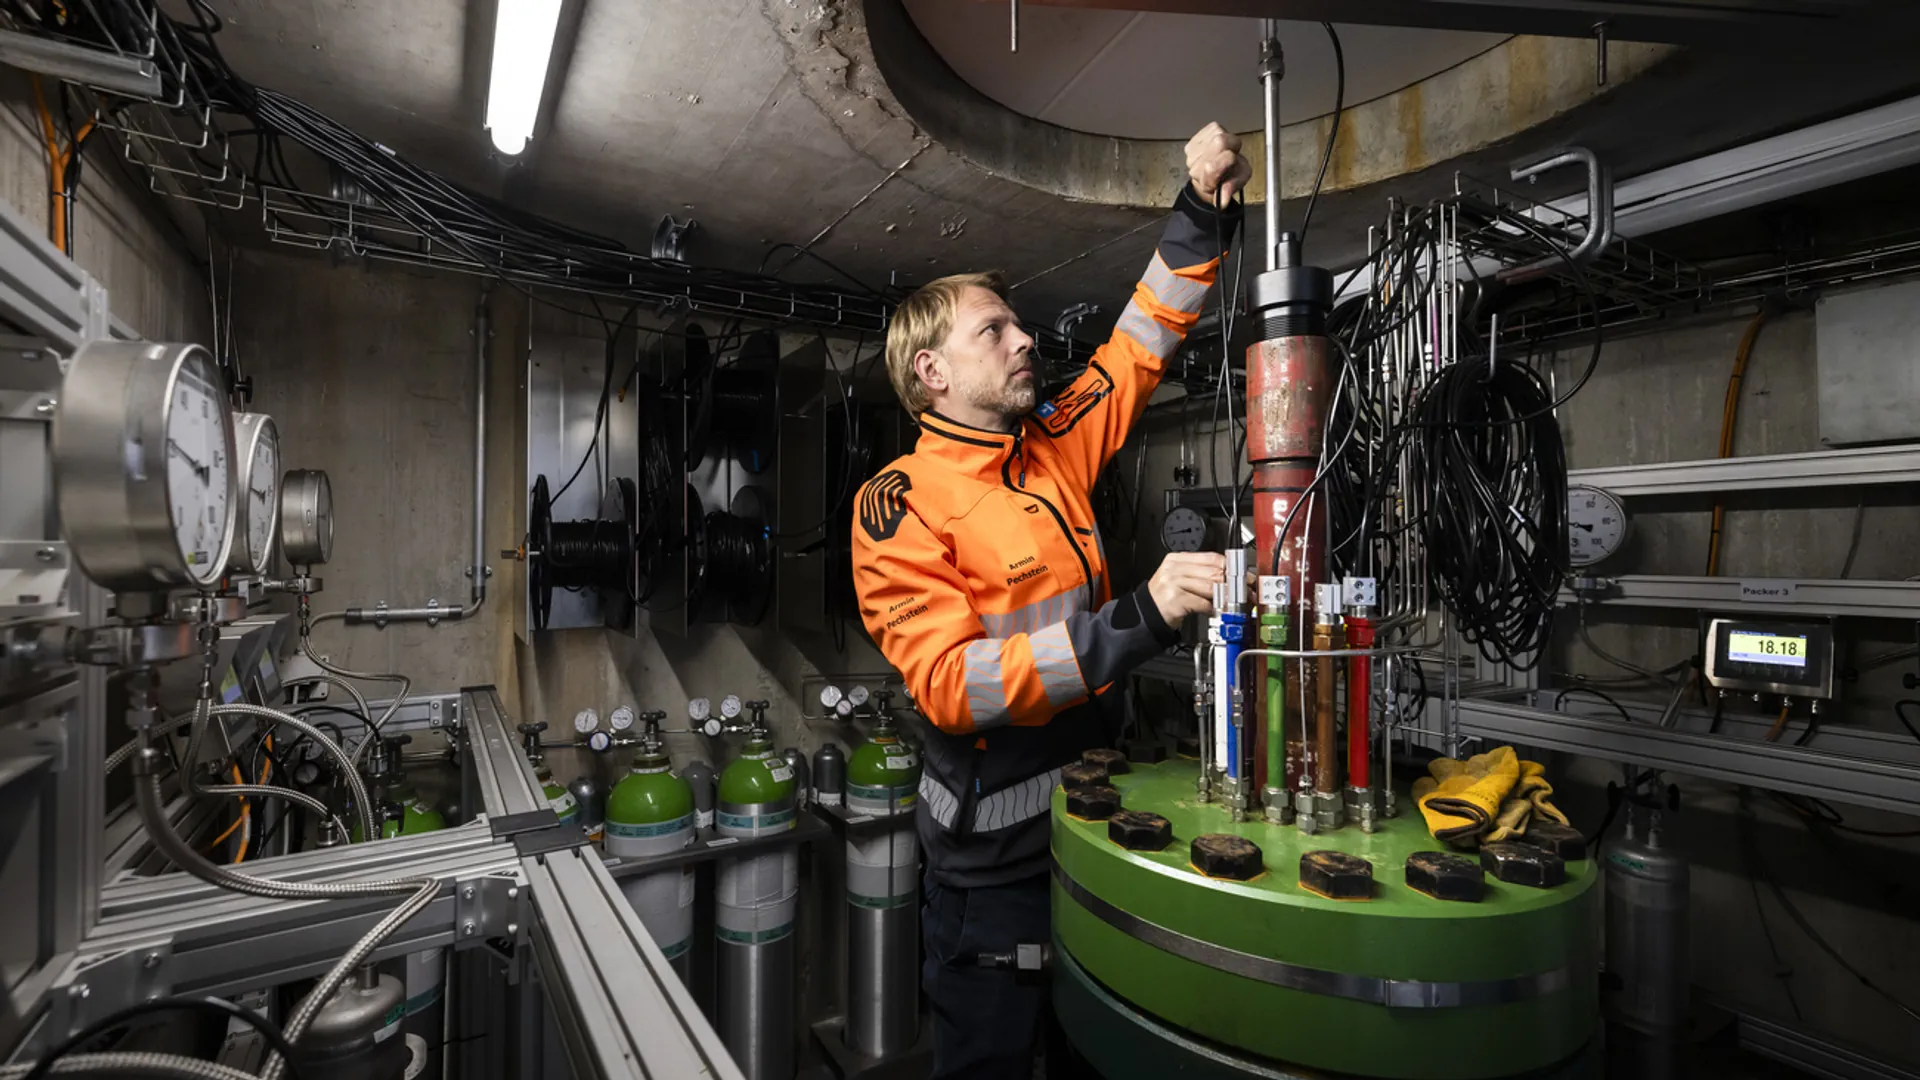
1816, 279, 1920, 447
1703, 616, 1836, 699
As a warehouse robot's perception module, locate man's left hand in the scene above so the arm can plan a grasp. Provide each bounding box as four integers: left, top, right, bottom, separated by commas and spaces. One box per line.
1186, 122, 1252, 209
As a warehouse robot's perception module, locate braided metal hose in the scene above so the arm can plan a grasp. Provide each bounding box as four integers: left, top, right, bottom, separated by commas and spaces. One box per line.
0, 1052, 261, 1080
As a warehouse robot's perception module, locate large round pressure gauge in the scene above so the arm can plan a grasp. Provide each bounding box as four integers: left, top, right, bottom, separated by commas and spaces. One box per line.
53, 341, 237, 592
1567, 484, 1629, 568
280, 469, 334, 566
1162, 506, 1207, 553
231, 413, 281, 574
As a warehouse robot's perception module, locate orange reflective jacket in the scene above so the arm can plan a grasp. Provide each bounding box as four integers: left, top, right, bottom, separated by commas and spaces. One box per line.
852, 187, 1239, 885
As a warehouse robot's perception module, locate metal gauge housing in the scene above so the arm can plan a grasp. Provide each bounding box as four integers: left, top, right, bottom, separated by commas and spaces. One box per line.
688, 698, 711, 723
280, 469, 334, 566
53, 341, 238, 592
609, 706, 635, 731
231, 413, 281, 574
573, 708, 599, 734
820, 685, 843, 710
720, 695, 742, 719
847, 685, 870, 708
1162, 506, 1208, 553
1567, 484, 1629, 568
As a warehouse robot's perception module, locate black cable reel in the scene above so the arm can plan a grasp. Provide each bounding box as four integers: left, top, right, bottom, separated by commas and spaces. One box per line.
527, 473, 639, 632
687, 329, 779, 475
688, 485, 775, 626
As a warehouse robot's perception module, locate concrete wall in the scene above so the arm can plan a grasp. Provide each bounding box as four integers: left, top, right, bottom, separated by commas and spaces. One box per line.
0, 71, 209, 340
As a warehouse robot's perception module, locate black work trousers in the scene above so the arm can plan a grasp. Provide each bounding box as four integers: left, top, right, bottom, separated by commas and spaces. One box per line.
922, 872, 1091, 1080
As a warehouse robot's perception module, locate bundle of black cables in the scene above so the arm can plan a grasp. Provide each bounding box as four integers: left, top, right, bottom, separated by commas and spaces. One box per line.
1399, 356, 1569, 667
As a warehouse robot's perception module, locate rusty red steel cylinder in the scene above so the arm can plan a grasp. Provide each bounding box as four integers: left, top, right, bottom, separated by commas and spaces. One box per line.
1245, 334, 1332, 796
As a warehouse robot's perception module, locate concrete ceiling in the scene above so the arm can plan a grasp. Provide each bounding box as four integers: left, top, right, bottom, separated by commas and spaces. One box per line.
901, 0, 1506, 139
192, 0, 1920, 334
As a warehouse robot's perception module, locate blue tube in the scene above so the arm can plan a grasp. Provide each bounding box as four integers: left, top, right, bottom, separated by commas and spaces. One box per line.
1220, 612, 1247, 780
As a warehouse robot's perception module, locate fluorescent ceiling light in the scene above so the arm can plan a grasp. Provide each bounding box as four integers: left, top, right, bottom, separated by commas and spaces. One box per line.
486, 0, 563, 156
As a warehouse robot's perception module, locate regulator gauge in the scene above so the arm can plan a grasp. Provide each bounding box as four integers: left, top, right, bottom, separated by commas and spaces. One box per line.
231, 413, 281, 574
280, 469, 334, 567
720, 694, 742, 720
573, 708, 600, 735
1567, 484, 1629, 568
586, 731, 613, 753
701, 716, 724, 737
847, 685, 870, 708
819, 685, 843, 711
689, 698, 711, 726
609, 706, 635, 732
1161, 506, 1207, 553
834, 699, 854, 719
54, 341, 237, 592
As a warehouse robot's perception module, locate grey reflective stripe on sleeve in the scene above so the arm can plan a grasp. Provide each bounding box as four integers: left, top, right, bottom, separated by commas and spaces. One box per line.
1115, 298, 1180, 359
1029, 623, 1087, 707
972, 768, 1063, 833
1141, 253, 1208, 314
919, 773, 959, 829
963, 639, 1012, 731
979, 587, 1088, 639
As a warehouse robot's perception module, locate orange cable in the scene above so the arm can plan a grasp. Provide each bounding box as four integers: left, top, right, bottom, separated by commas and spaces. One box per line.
1763, 700, 1792, 743
1706, 308, 1770, 577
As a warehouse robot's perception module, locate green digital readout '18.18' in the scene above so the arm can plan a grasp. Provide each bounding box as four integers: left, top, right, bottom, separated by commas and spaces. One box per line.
1728, 630, 1808, 667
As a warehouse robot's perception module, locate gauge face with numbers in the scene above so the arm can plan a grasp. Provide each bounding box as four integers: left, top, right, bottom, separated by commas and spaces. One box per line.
231, 413, 280, 574
1567, 484, 1629, 568
167, 350, 235, 586
688, 698, 711, 723
609, 706, 635, 731
1161, 506, 1207, 553
820, 685, 843, 710
720, 695, 742, 719
573, 708, 599, 734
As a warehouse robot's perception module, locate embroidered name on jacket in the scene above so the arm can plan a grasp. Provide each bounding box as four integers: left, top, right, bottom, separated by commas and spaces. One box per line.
860, 470, 913, 542
1034, 364, 1114, 437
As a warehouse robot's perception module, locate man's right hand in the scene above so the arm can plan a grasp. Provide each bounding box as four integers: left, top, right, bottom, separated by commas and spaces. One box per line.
1147, 552, 1227, 625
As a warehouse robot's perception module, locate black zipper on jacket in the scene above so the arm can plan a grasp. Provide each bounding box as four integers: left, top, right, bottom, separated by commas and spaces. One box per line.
1003, 429, 1095, 603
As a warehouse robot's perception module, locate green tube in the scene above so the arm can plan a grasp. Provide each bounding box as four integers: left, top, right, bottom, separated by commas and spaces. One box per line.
1260, 610, 1288, 790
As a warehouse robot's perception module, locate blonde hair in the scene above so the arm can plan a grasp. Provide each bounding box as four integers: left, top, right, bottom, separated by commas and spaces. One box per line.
885, 271, 1007, 416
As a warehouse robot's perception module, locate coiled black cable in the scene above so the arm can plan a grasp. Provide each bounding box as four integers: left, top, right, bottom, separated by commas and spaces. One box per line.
1402, 357, 1568, 667
695, 510, 774, 625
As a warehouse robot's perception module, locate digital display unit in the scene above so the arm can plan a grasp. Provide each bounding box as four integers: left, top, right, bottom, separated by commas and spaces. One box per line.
1704, 617, 1834, 699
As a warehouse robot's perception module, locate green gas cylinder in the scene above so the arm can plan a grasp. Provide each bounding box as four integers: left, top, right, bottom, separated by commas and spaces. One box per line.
715, 701, 797, 1080
606, 713, 697, 973
843, 695, 922, 1057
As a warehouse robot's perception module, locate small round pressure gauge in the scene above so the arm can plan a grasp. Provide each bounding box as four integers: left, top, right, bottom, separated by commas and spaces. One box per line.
231, 413, 281, 574
820, 685, 843, 710
720, 695, 742, 720
835, 699, 854, 719
1567, 484, 1629, 568
1162, 506, 1207, 553
847, 685, 870, 708
609, 706, 635, 731
573, 708, 599, 735
689, 698, 711, 723
54, 341, 238, 592
280, 469, 334, 567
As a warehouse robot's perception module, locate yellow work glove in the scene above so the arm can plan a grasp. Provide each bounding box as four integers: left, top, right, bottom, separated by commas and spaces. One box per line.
1515, 759, 1569, 827
1485, 797, 1534, 843
1412, 747, 1520, 847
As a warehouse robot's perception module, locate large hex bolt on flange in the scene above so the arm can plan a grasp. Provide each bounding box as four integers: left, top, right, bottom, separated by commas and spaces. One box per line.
1517, 822, 1588, 862
1060, 761, 1110, 791
1405, 851, 1486, 902
1481, 842, 1568, 888
1299, 851, 1374, 900
1082, 747, 1130, 776
1108, 810, 1173, 852
1190, 834, 1265, 881
1066, 785, 1123, 821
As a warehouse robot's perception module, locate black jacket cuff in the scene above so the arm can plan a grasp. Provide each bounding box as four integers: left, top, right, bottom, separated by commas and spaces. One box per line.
1131, 579, 1181, 648
1161, 183, 1243, 268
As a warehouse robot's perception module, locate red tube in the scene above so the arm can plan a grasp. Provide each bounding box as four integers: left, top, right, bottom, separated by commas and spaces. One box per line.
1346, 615, 1374, 790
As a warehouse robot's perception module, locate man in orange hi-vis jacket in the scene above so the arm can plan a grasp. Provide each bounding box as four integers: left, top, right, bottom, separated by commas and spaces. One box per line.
852, 123, 1251, 1078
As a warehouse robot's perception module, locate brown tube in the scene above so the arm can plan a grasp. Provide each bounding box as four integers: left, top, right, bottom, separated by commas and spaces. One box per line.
1313, 619, 1340, 796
